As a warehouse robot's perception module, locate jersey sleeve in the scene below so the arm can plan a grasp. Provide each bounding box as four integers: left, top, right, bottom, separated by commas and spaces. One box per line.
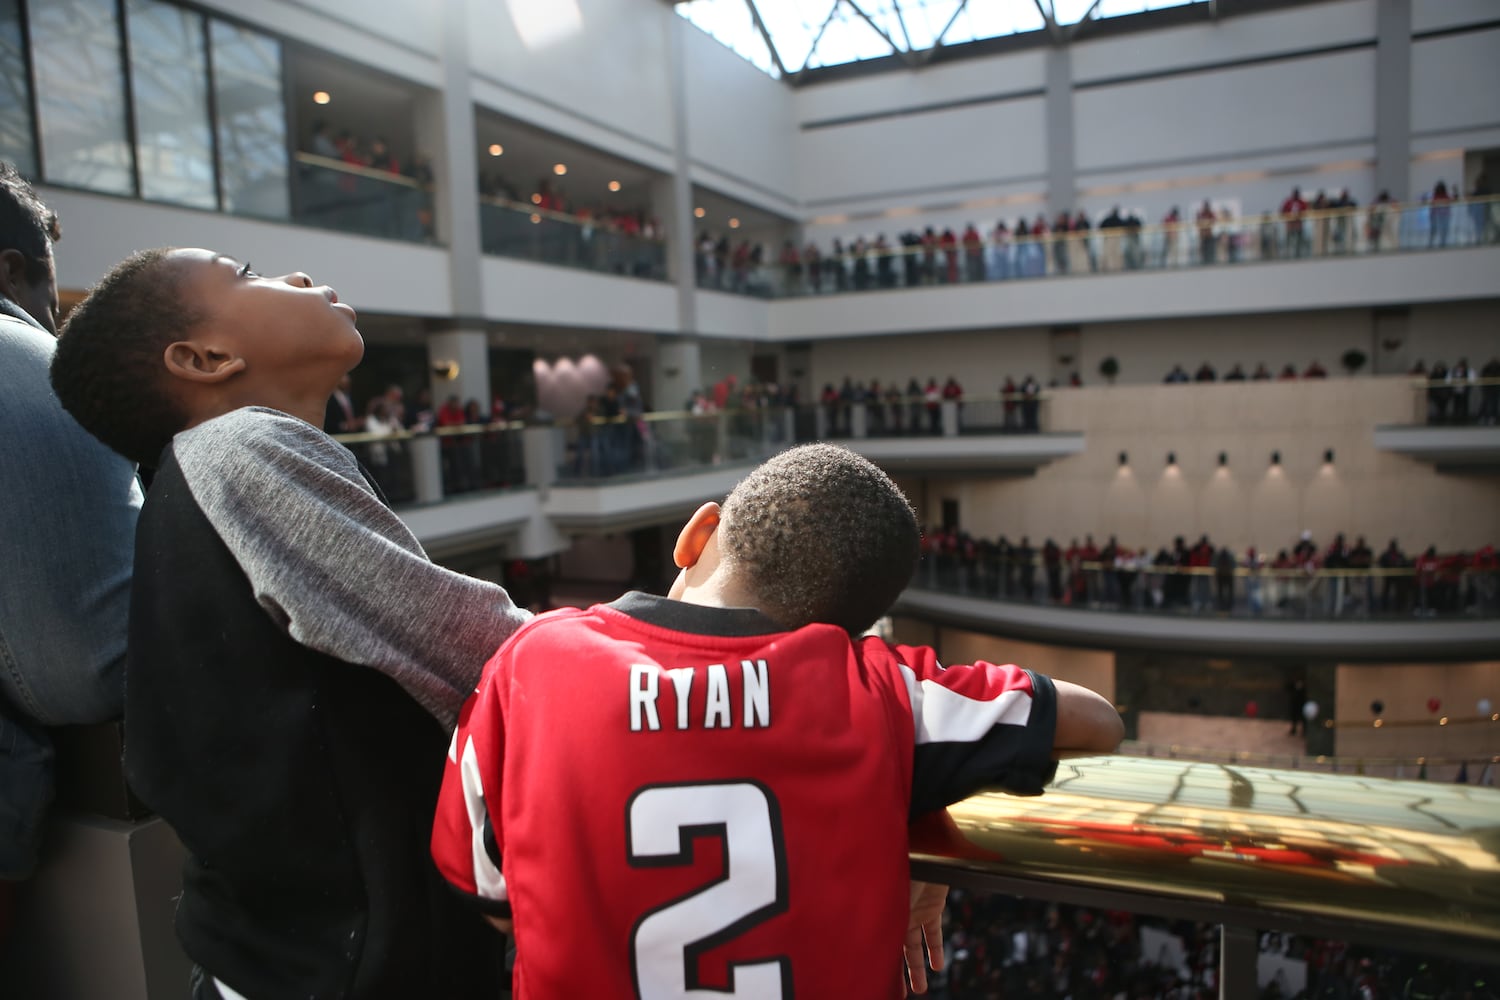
432, 648, 511, 916
172, 407, 530, 727
885, 641, 1059, 818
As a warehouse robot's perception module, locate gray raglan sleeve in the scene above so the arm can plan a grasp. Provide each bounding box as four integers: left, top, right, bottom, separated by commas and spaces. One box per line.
172, 407, 530, 726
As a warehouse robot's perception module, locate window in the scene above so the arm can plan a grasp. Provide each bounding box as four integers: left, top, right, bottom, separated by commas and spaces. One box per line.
30, 0, 133, 194
211, 19, 288, 219
0, 0, 36, 176
126, 0, 215, 208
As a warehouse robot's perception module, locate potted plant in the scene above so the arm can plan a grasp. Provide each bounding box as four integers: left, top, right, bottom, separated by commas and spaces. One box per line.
1099, 356, 1120, 385
1341, 348, 1368, 375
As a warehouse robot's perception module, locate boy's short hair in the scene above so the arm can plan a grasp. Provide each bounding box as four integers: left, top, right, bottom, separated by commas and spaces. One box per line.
51, 248, 201, 467
719, 443, 919, 634
0, 160, 59, 281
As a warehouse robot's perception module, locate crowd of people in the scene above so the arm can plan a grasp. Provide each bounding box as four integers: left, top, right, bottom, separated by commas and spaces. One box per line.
917, 529, 1499, 619
1163, 360, 1331, 382
691, 179, 1497, 298
931, 892, 1498, 999
479, 175, 669, 279
1414, 357, 1500, 425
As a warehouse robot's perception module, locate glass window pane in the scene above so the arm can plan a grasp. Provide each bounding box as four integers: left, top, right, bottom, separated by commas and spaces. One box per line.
126, 0, 214, 208
211, 20, 288, 219
0, 0, 36, 176
30, 0, 134, 194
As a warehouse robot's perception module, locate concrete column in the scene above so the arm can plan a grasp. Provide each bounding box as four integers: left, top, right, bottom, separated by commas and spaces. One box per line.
662, 16, 698, 332
1374, 0, 1412, 199
426, 329, 490, 410
435, 0, 485, 321
654, 337, 703, 411
1043, 45, 1077, 217
941, 399, 960, 437
410, 436, 443, 504
522, 426, 559, 489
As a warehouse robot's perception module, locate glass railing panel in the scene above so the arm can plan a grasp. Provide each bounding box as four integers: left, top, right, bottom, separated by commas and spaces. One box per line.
336, 429, 419, 505
435, 424, 526, 497
292, 152, 435, 243
479, 198, 669, 280
709, 195, 1500, 300
555, 408, 796, 483
1403, 374, 1500, 425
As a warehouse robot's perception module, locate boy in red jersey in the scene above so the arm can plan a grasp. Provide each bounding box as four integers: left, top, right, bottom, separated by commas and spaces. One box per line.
432, 444, 1123, 999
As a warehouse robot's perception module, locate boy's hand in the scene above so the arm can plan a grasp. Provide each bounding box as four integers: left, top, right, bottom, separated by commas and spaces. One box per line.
903, 880, 948, 995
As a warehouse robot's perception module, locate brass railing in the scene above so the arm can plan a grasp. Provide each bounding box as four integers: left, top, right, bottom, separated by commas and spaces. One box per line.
911, 754, 1500, 998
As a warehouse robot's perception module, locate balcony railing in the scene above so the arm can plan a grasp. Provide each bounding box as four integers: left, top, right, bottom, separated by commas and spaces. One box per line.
911, 754, 1500, 998
1405, 374, 1500, 426
479, 197, 669, 280
292, 153, 435, 243
698, 194, 1500, 299
556, 407, 796, 483
911, 559, 1500, 620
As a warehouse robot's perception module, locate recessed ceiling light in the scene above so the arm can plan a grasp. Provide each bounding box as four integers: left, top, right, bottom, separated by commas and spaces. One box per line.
313, 91, 331, 105
728, 218, 741, 229
553, 163, 567, 176
530, 193, 542, 205
607, 180, 621, 192
693, 206, 706, 218
488, 143, 504, 157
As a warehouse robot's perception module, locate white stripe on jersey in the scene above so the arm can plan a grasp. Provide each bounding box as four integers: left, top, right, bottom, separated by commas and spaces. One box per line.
899, 665, 1033, 744
460, 736, 508, 902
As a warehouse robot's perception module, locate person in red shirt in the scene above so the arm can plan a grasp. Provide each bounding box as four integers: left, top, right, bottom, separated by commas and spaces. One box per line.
431, 445, 1122, 1000
1196, 199, 1217, 265
939, 228, 959, 284
1414, 545, 1440, 615
1281, 187, 1309, 257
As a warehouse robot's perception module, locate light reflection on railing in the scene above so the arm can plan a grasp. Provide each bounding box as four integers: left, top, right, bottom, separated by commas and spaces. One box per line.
910, 753, 1500, 992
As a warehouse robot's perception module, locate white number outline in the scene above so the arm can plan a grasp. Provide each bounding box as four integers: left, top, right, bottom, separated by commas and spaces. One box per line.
626, 780, 792, 999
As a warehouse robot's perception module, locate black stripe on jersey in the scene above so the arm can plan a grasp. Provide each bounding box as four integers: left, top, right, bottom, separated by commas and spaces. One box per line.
483, 812, 502, 873
443, 882, 512, 919
608, 591, 784, 637
909, 671, 1060, 820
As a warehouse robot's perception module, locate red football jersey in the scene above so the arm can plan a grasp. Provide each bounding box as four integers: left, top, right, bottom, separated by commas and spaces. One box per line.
432, 593, 1057, 999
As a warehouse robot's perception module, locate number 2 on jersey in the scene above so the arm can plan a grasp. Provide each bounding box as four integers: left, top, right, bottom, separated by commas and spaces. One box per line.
626, 781, 792, 999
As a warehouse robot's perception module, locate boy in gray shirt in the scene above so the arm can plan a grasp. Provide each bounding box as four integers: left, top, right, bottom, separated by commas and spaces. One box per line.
51, 248, 529, 999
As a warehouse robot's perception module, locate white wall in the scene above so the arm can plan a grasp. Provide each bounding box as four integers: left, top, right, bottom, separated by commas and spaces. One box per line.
1411, 30, 1500, 144
478, 257, 677, 333
805, 301, 1500, 397
467, 0, 677, 171
44, 187, 454, 318
682, 22, 798, 214
1074, 50, 1377, 175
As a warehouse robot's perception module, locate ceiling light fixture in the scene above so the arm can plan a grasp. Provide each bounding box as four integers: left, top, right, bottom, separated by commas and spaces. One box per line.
313, 91, 331, 105
607, 180, 621, 192
488, 143, 504, 157
694, 206, 706, 218
553, 163, 567, 176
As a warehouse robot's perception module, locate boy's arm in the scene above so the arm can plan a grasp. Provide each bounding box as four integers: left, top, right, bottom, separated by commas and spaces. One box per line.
890, 642, 1121, 818
1053, 679, 1125, 753
172, 407, 530, 726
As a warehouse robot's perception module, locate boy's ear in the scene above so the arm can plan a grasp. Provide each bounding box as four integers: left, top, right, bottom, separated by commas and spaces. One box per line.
163, 340, 246, 384
673, 502, 721, 570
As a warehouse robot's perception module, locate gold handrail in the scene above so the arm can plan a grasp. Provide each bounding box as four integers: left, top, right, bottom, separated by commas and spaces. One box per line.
293, 150, 430, 191
910, 754, 1500, 961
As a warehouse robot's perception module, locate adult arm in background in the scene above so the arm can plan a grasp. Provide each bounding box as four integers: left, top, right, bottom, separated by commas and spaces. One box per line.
172, 406, 530, 727
0, 308, 141, 727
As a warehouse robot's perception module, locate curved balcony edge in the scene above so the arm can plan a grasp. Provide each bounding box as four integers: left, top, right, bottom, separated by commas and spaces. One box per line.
892, 586, 1500, 659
